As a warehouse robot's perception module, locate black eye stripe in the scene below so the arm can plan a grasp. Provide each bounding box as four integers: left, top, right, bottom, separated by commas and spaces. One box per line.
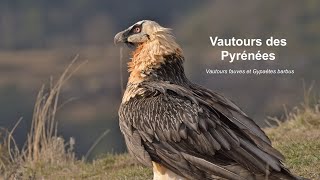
130, 24, 143, 34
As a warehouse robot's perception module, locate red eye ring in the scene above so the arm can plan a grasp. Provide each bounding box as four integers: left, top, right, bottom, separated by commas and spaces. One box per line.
134, 27, 141, 33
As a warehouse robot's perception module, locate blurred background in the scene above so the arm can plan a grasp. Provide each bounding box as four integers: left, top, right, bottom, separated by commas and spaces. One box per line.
0, 0, 319, 159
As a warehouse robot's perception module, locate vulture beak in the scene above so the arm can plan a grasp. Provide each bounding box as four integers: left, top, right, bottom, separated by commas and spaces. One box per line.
114, 29, 128, 45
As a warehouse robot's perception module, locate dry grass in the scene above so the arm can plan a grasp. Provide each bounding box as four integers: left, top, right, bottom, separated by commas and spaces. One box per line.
0, 56, 87, 179
265, 89, 320, 180
0, 56, 150, 180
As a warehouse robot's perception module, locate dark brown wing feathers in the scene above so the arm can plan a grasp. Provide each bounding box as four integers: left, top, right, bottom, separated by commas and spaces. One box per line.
119, 80, 300, 179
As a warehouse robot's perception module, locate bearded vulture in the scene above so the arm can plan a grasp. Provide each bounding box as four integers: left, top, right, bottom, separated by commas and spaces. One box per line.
114, 20, 305, 180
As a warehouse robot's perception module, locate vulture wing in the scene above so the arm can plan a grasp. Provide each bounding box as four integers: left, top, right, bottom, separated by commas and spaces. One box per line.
119, 81, 295, 180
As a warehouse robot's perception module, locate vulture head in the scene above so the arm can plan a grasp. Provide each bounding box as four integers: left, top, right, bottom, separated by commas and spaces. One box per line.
114, 20, 181, 54
114, 20, 183, 83
114, 20, 168, 46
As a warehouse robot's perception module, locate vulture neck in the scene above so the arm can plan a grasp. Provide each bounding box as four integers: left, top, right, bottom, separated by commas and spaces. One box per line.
149, 54, 188, 84
127, 37, 187, 85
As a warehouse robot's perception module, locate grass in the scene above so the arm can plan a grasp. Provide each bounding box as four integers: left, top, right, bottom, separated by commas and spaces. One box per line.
265, 99, 320, 179
0, 59, 319, 179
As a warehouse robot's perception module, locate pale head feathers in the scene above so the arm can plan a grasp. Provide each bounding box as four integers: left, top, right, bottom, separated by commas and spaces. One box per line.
115, 20, 183, 84
129, 21, 182, 84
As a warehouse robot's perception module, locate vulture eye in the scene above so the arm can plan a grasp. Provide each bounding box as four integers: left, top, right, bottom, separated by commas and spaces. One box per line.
133, 27, 141, 33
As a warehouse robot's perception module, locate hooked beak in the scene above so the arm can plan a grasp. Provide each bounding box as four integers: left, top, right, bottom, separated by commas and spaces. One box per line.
114, 30, 128, 45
